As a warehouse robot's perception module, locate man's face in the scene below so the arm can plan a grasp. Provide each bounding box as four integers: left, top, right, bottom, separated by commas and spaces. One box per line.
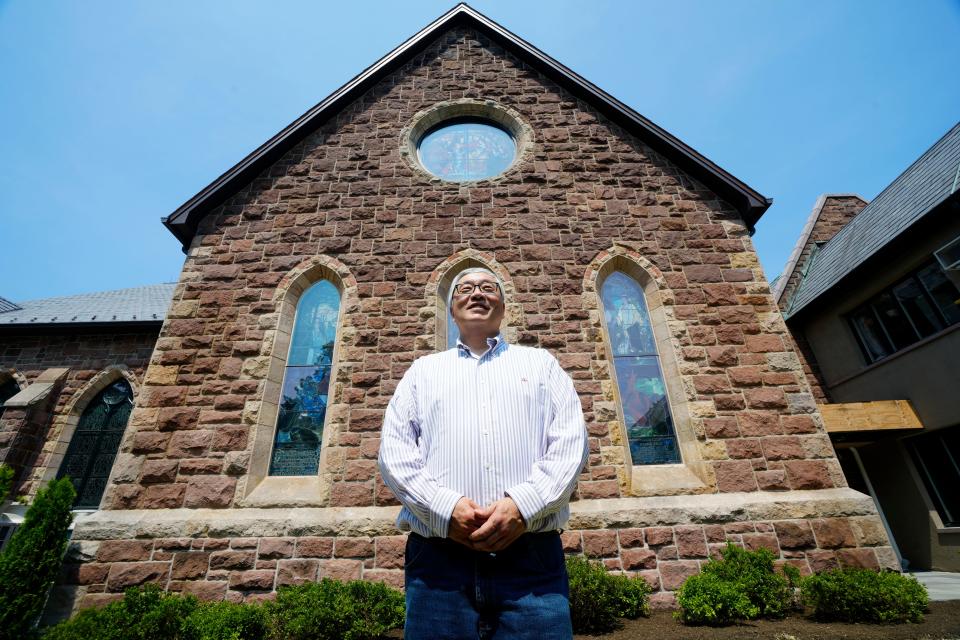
450, 272, 505, 335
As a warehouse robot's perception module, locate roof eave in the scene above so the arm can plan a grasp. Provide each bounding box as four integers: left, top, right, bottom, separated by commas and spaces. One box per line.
163, 3, 771, 251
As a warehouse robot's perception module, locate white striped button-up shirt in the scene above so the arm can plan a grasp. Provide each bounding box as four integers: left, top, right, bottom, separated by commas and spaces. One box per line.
378, 335, 588, 538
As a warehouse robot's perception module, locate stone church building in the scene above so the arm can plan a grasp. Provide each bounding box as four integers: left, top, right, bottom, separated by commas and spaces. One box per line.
0, 4, 895, 617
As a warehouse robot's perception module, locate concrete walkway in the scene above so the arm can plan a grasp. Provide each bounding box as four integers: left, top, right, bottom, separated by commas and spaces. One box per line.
911, 571, 960, 601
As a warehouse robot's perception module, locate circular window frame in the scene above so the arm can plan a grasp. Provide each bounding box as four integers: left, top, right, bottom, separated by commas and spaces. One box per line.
400, 99, 533, 183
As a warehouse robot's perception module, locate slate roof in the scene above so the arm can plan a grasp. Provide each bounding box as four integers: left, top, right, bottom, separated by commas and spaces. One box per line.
0, 297, 22, 314
771, 193, 866, 304
787, 122, 960, 317
163, 3, 770, 250
0, 284, 176, 328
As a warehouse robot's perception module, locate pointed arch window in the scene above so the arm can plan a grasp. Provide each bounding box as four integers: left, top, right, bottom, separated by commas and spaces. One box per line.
269, 280, 340, 476
57, 379, 133, 508
601, 272, 680, 465
0, 377, 20, 420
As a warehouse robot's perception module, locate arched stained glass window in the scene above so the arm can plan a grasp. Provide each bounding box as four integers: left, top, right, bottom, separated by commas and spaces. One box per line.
0, 377, 20, 420
269, 280, 340, 476
447, 309, 460, 350
57, 379, 133, 508
601, 272, 680, 465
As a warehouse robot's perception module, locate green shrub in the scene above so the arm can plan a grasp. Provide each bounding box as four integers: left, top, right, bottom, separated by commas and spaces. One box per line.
801, 567, 928, 623
675, 543, 796, 626
566, 555, 650, 634
265, 579, 405, 640
41, 585, 199, 640
184, 600, 268, 640
0, 463, 14, 502
0, 477, 76, 638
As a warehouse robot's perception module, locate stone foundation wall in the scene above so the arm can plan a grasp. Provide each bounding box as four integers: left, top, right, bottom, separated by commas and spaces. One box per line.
54, 489, 896, 616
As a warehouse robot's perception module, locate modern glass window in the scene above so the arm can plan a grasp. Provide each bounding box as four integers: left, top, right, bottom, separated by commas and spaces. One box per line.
0, 524, 17, 552
269, 280, 340, 476
907, 426, 960, 527
0, 377, 19, 420
418, 118, 516, 181
850, 261, 960, 364
601, 272, 680, 465
57, 379, 133, 508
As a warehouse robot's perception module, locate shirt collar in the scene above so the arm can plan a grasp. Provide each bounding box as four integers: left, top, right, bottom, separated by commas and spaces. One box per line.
456, 333, 506, 359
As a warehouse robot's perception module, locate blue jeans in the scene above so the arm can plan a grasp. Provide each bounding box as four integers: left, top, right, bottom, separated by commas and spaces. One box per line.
404, 532, 573, 640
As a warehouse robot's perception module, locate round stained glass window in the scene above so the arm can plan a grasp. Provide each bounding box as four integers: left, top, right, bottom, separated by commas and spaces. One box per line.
417, 118, 516, 181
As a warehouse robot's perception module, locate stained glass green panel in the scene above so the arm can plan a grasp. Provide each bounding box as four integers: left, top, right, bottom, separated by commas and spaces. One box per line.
601, 272, 679, 465
57, 379, 133, 508
418, 119, 515, 181
270, 280, 340, 476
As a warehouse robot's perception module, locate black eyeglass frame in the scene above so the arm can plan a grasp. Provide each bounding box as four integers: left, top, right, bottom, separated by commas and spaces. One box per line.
452, 281, 502, 297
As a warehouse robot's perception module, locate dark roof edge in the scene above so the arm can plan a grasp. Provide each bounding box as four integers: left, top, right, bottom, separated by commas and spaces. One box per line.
163, 3, 771, 251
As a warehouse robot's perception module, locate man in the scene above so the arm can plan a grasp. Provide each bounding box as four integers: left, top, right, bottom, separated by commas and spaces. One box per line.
378, 267, 588, 640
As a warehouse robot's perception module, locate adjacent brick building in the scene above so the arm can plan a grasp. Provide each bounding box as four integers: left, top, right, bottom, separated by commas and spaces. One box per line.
0, 4, 895, 618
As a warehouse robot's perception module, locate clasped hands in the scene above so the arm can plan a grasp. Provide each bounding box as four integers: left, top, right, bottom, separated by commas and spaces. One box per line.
448, 496, 526, 552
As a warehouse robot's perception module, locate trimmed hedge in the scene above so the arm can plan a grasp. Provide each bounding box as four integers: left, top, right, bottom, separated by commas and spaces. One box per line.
0, 477, 76, 639
566, 555, 650, 633
265, 579, 405, 640
0, 463, 14, 502
802, 567, 928, 623
42, 581, 403, 640
675, 543, 799, 626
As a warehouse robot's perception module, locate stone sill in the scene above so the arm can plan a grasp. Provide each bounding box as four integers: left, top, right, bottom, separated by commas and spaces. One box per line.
72, 488, 876, 540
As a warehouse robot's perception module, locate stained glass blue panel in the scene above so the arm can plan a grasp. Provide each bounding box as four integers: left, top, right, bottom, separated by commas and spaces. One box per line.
601, 272, 680, 465
57, 379, 133, 508
602, 272, 656, 356
271, 280, 340, 476
447, 312, 460, 350
418, 119, 515, 181
288, 281, 340, 366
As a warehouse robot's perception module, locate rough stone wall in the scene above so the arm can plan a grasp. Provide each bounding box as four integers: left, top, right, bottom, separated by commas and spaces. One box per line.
0, 330, 157, 497
56, 28, 893, 613
105, 27, 845, 511
61, 490, 896, 610
62, 517, 897, 610
777, 195, 868, 315
776, 195, 867, 402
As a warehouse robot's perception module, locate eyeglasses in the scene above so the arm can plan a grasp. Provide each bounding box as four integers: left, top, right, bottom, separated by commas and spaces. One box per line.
453, 281, 501, 297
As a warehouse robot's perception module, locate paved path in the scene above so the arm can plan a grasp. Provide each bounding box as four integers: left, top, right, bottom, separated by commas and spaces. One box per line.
911, 571, 960, 601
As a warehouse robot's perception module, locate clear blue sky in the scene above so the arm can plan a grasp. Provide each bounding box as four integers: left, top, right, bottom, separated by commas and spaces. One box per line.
2, 1, 958, 302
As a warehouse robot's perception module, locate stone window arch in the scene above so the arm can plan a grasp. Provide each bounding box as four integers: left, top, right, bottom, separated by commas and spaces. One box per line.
426, 248, 521, 351
600, 270, 680, 466
0, 370, 25, 420
586, 247, 713, 496
268, 279, 340, 477
57, 379, 134, 508
38, 365, 140, 505
241, 255, 356, 507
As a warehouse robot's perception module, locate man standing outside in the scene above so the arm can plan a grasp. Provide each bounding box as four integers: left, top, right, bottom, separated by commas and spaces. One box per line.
379, 267, 588, 640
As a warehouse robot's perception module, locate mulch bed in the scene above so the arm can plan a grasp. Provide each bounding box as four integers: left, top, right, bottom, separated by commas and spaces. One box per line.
575, 601, 960, 640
